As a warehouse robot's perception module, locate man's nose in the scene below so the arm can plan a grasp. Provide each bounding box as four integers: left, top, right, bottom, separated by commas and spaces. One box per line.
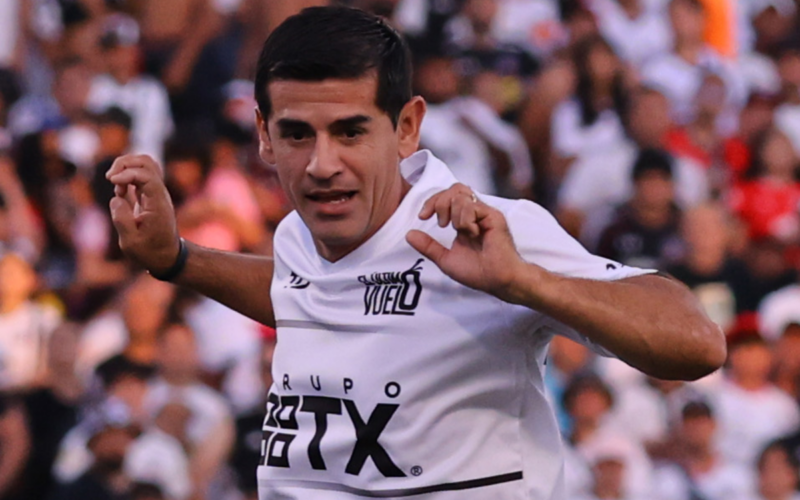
306, 135, 343, 180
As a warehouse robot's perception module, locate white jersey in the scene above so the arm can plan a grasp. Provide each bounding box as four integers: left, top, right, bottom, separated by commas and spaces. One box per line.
259, 150, 651, 499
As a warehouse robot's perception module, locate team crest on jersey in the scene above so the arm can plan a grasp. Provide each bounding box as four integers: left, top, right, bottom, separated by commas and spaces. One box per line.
358, 259, 424, 316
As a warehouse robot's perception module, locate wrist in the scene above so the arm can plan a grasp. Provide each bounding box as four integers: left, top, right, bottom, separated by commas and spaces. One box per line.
149, 238, 188, 282
500, 262, 553, 307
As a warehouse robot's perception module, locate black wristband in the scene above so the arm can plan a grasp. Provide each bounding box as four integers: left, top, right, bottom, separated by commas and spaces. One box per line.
149, 238, 188, 282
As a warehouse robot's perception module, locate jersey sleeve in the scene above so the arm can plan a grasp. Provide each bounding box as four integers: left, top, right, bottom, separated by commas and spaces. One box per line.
503, 199, 655, 355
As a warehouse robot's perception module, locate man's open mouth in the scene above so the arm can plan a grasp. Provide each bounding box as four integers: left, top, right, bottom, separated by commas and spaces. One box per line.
307, 191, 358, 204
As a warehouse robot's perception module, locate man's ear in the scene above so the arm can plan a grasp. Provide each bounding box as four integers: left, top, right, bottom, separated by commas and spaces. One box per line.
396, 96, 427, 160
255, 108, 276, 165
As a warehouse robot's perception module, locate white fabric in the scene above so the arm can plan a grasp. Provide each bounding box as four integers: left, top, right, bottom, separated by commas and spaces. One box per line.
492, 0, 568, 56
76, 311, 127, 383
578, 431, 654, 498
124, 428, 193, 500
585, 0, 672, 67
775, 103, 800, 157
184, 297, 264, 413
259, 150, 652, 499
640, 49, 746, 129
73, 205, 111, 255
0, 302, 60, 389
421, 97, 533, 196
144, 378, 232, 446
551, 99, 627, 160
653, 461, 755, 500
86, 74, 174, 163
58, 124, 100, 172
710, 379, 800, 467
0, 0, 20, 68
758, 285, 800, 342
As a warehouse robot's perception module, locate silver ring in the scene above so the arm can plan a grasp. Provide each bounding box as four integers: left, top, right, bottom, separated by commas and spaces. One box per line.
470, 192, 478, 203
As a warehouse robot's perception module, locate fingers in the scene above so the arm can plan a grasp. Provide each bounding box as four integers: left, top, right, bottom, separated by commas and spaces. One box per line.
109, 196, 136, 242
419, 183, 482, 237
106, 154, 161, 180
406, 230, 448, 265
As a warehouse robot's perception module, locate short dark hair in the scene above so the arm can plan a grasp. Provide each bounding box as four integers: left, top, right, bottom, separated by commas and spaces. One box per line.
254, 6, 413, 127
631, 148, 674, 181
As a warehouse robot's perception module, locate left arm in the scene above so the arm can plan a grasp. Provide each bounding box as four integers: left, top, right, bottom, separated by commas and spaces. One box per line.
406, 184, 726, 381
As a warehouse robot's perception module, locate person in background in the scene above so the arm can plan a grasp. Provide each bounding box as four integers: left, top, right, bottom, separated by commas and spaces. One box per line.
145, 322, 234, 500
739, 442, 800, 500
563, 374, 654, 498
0, 252, 62, 391
667, 203, 740, 331
550, 35, 629, 165
729, 127, 800, 244
0, 394, 31, 500
86, 14, 173, 163
48, 409, 139, 500
15, 322, 83, 500
710, 327, 800, 468
595, 148, 684, 270
653, 401, 754, 500
557, 86, 709, 246
229, 329, 276, 500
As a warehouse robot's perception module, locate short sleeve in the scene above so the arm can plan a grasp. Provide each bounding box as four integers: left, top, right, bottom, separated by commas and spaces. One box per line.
503, 199, 655, 354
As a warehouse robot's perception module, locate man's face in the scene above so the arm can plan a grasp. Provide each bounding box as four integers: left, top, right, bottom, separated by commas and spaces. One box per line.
258, 74, 422, 261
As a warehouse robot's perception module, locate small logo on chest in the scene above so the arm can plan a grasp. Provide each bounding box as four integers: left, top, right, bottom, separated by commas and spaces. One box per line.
358, 259, 424, 316
286, 271, 310, 289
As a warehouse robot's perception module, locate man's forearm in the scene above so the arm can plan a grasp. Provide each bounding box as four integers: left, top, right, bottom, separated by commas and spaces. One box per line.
175, 241, 275, 327
505, 266, 726, 380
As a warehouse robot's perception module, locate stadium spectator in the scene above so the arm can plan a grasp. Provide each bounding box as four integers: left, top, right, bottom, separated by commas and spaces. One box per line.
652, 401, 754, 500
86, 14, 173, 163
595, 148, 684, 269
710, 329, 800, 468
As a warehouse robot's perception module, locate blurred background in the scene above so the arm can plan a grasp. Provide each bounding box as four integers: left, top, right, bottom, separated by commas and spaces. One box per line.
0, 0, 799, 499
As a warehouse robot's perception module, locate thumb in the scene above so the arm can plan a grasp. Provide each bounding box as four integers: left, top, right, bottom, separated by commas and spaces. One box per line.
406, 230, 448, 265
109, 196, 137, 241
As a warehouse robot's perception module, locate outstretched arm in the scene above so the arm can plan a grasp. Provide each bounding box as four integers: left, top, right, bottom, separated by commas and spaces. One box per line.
406, 184, 726, 381
106, 155, 276, 327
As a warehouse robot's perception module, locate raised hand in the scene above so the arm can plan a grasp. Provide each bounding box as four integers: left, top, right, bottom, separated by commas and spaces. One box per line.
406, 183, 531, 303
105, 155, 181, 275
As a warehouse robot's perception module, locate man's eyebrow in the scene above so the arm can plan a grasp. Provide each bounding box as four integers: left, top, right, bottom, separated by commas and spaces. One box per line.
330, 115, 372, 130
275, 118, 313, 131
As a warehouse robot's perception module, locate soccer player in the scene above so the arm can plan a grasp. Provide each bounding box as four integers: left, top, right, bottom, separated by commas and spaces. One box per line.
106, 6, 726, 499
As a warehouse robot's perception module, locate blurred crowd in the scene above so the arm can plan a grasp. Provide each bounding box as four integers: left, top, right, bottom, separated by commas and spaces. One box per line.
0, 0, 800, 499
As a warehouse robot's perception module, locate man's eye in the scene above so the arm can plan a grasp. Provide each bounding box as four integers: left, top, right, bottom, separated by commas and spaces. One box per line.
291, 131, 307, 141
344, 129, 363, 139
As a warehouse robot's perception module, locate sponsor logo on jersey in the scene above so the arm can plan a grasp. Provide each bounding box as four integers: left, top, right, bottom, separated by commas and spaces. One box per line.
286, 271, 310, 289
260, 375, 406, 477
358, 259, 424, 316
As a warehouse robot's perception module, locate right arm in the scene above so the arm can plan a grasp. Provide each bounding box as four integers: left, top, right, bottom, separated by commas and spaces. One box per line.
175, 242, 275, 327
106, 155, 275, 327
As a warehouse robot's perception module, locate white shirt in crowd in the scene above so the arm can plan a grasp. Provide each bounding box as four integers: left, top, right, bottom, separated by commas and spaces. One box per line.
710, 378, 800, 467
585, 0, 672, 67
775, 103, 800, 157
0, 301, 61, 390
421, 97, 533, 197
0, 0, 19, 68
640, 48, 746, 131
86, 74, 174, 163
653, 461, 755, 500
124, 428, 192, 500
758, 284, 800, 342
259, 150, 651, 499
551, 99, 628, 161
144, 378, 232, 447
